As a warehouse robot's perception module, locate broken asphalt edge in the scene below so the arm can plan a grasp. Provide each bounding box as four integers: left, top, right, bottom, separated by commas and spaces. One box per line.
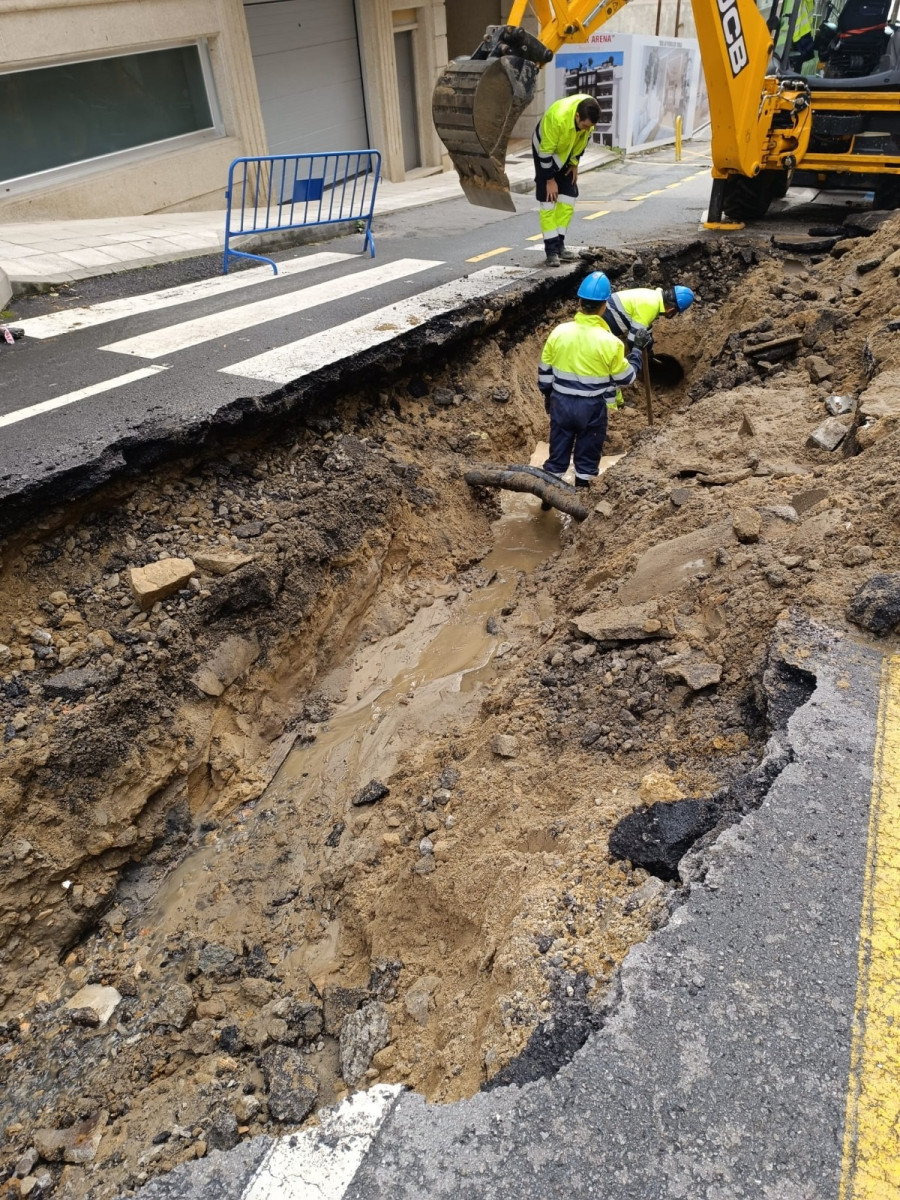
125, 620, 880, 1199
0, 266, 589, 541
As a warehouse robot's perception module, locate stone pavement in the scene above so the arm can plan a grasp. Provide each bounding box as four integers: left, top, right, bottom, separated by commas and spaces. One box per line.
0, 143, 621, 293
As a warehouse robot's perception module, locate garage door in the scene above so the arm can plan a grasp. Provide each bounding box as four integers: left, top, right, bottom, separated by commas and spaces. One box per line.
243, 0, 368, 157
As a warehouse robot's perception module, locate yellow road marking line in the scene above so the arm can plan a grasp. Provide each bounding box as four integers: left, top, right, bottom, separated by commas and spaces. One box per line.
665, 182, 683, 189
629, 194, 650, 201
466, 247, 512, 262
526, 233, 544, 242
840, 652, 900, 1199
583, 210, 611, 221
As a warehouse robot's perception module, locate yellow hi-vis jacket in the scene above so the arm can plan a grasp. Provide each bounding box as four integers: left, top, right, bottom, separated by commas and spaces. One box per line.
538, 312, 637, 406
533, 93, 595, 181
776, 0, 814, 52
602, 287, 666, 341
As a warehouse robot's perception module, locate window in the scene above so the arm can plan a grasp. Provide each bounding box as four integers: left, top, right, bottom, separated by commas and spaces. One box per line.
0, 43, 221, 186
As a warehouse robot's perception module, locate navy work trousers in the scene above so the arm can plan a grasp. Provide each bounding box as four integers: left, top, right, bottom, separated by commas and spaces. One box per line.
542, 391, 608, 479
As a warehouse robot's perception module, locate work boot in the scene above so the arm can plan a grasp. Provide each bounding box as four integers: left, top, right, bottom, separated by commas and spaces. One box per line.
558, 239, 579, 262
575, 477, 592, 489
544, 236, 561, 267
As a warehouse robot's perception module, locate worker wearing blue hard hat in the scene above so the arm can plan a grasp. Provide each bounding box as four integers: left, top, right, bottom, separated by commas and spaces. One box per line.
537, 271, 642, 500
600, 283, 695, 407
602, 284, 695, 353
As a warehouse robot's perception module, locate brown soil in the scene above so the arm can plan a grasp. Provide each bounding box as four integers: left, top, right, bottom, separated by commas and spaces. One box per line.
2, 218, 900, 1199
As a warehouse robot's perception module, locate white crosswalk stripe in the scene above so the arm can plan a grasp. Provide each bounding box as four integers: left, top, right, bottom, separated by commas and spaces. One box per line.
241, 1085, 402, 1200
14, 253, 355, 339
0, 366, 169, 429
221, 266, 534, 384
99, 258, 444, 360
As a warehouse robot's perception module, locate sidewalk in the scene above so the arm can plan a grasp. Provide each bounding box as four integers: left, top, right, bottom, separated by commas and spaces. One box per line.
0, 143, 621, 296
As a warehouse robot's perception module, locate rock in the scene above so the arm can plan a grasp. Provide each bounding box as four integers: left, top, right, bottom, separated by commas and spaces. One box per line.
33, 1111, 108, 1164
847, 574, 900, 636
15, 1149, 38, 1178
261, 1045, 318, 1123
738, 411, 759, 437
194, 942, 237, 977
669, 488, 692, 507
403, 976, 439, 1026
193, 634, 260, 696
609, 799, 718, 881
129, 558, 196, 611
732, 508, 761, 543
41, 667, 105, 699
661, 659, 722, 691
791, 487, 828, 515
65, 985, 121, 1026
193, 550, 254, 575
322, 985, 369, 1036
825, 394, 855, 416
807, 417, 849, 451
206, 1111, 240, 1152
234, 1094, 261, 1124
806, 355, 834, 383
492, 734, 519, 758
339, 1001, 390, 1087
351, 780, 390, 807
232, 522, 265, 539
859, 368, 900, 420
150, 983, 195, 1031
843, 545, 874, 567
571, 603, 675, 643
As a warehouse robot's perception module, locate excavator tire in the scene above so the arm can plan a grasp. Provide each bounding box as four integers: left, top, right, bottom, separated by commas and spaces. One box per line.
721, 171, 788, 222
432, 56, 538, 212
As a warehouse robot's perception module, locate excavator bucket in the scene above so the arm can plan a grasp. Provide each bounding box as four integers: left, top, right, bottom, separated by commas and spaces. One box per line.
432, 55, 538, 212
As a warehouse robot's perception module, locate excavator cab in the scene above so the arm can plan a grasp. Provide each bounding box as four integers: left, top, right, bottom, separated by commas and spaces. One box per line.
432, 25, 553, 211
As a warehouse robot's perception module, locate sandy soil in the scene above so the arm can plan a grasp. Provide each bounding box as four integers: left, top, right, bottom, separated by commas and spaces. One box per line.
2, 217, 900, 1198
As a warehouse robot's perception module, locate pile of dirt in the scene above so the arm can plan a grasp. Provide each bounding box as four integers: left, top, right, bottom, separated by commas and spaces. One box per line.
2, 221, 900, 1199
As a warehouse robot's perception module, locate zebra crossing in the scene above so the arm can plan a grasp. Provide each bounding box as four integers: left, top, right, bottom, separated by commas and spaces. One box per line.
7, 253, 536, 431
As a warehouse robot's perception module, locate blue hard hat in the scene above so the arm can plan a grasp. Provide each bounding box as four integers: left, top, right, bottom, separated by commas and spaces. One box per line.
577, 271, 611, 302
673, 285, 695, 311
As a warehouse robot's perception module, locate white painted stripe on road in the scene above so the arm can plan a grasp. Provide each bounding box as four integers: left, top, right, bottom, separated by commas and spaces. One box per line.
0, 366, 169, 428
221, 266, 534, 384
100, 259, 444, 360
242, 1084, 402, 1200
15, 254, 355, 339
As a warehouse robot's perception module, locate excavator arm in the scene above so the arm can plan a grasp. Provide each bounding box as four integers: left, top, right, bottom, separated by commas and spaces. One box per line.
432, 0, 629, 210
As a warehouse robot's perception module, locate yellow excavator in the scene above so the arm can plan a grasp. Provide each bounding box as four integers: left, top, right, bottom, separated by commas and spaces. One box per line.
431, 0, 900, 224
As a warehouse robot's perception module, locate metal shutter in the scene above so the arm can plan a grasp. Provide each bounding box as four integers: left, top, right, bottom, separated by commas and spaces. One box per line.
243, 0, 368, 156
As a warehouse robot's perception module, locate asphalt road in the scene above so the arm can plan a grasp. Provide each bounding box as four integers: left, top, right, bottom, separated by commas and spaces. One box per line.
0, 140, 875, 524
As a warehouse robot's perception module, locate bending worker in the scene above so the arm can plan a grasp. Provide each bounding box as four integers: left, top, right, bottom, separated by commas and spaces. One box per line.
533, 94, 601, 267
602, 283, 696, 352
539, 272, 641, 494
602, 283, 695, 408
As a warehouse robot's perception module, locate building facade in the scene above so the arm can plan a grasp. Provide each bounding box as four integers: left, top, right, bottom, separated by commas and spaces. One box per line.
0, 0, 674, 221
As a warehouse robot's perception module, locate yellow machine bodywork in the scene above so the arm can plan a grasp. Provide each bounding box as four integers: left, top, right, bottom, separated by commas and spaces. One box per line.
432, 0, 900, 222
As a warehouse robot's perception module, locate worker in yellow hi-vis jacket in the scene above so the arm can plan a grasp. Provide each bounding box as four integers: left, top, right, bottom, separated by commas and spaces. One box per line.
532, 94, 600, 268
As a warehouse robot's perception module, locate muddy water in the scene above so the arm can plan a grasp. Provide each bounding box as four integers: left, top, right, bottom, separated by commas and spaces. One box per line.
140, 446, 627, 1014
140, 448, 574, 981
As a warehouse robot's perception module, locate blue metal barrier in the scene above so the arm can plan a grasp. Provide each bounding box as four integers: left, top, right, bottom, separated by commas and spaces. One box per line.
223, 149, 381, 275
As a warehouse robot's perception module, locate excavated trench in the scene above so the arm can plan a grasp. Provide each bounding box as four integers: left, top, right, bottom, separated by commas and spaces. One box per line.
3, 221, 900, 1199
